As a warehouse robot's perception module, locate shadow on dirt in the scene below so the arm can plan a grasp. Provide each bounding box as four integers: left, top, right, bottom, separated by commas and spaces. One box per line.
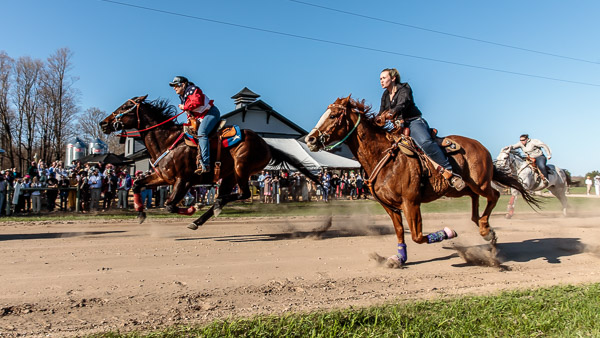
495, 237, 585, 264
176, 225, 393, 243
443, 237, 585, 266
0, 231, 126, 241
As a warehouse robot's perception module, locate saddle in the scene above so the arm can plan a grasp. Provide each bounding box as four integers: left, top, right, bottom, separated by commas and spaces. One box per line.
183, 119, 228, 147
526, 156, 551, 184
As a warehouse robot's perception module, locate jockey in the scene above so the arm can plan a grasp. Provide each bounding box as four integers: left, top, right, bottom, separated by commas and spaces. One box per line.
170, 76, 221, 175
368, 68, 465, 191
509, 134, 552, 181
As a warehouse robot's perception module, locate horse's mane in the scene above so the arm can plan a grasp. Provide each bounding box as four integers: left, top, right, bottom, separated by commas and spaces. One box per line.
143, 98, 179, 124
348, 98, 372, 115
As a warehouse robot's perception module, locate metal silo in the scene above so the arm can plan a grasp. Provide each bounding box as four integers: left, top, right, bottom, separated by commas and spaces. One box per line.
65, 137, 88, 166
89, 138, 107, 155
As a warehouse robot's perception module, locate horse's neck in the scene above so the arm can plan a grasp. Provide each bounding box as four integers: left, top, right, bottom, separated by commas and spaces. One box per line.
140, 126, 180, 160
347, 122, 391, 175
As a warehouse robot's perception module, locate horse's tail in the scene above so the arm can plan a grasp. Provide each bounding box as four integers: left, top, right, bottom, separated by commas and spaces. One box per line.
268, 145, 321, 185
493, 167, 542, 210
562, 169, 572, 186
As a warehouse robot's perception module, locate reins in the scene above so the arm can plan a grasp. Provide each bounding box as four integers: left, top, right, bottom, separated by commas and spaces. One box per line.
115, 99, 186, 136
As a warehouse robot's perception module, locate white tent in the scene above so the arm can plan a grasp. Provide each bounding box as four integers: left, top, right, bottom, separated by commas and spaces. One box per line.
264, 138, 360, 171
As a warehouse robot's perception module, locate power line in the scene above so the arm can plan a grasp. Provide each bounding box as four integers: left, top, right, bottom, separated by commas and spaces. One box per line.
290, 0, 600, 66
99, 0, 600, 87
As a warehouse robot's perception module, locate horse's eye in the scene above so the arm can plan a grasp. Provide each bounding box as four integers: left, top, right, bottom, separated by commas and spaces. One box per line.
329, 113, 338, 119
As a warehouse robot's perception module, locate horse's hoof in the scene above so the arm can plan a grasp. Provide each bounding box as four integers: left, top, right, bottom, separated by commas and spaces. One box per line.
505, 213, 512, 219
187, 223, 199, 230
385, 255, 404, 269
138, 211, 146, 224
213, 207, 222, 218
483, 229, 497, 244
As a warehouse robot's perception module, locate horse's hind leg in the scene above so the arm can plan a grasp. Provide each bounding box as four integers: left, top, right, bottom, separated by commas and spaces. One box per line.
549, 186, 568, 216
478, 187, 500, 244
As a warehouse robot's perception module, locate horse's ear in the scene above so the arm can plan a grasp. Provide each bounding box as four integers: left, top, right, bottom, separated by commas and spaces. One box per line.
136, 94, 148, 103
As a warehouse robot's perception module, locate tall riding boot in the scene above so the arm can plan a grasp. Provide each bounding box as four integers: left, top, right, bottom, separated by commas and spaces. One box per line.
442, 170, 466, 191
194, 144, 210, 175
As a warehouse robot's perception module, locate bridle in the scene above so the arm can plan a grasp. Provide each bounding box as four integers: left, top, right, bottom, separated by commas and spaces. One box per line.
111, 99, 185, 136
312, 103, 361, 151
112, 99, 141, 132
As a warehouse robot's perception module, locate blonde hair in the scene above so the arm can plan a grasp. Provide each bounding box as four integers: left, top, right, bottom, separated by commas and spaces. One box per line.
381, 68, 401, 84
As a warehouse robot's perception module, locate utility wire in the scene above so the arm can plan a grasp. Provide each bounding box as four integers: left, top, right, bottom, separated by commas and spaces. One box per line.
99, 0, 600, 87
290, 0, 600, 66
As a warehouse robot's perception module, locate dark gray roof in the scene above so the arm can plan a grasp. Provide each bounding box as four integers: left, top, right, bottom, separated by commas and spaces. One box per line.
231, 87, 260, 99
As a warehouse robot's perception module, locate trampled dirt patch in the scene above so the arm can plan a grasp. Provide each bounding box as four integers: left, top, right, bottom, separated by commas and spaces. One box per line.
1, 209, 600, 336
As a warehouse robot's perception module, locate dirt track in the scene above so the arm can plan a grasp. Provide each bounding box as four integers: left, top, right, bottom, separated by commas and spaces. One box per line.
2, 205, 600, 337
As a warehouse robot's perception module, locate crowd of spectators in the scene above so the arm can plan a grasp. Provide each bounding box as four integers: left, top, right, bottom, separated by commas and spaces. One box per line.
0, 160, 367, 216
0, 159, 173, 216
256, 169, 366, 203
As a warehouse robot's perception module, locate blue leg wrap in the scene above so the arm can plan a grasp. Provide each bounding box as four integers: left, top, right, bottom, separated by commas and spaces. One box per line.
427, 230, 448, 244
397, 243, 407, 263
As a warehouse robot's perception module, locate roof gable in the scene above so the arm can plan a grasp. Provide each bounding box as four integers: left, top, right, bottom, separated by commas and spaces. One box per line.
222, 100, 307, 136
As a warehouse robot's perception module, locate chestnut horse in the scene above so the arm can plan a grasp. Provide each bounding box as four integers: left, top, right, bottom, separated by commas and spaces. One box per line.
100, 95, 319, 229
305, 96, 538, 268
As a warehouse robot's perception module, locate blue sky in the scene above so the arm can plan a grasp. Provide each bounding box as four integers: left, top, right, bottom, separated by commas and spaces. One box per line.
1, 0, 599, 176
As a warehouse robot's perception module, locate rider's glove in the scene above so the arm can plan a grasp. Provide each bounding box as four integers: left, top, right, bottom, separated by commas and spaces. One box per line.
382, 120, 395, 132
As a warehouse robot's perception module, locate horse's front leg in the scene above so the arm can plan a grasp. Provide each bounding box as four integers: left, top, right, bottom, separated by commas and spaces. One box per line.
381, 206, 407, 268
132, 173, 167, 223
404, 200, 457, 245
164, 179, 193, 214
188, 177, 236, 230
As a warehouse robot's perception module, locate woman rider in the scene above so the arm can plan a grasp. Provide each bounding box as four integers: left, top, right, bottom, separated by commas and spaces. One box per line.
373, 68, 465, 191
170, 76, 221, 175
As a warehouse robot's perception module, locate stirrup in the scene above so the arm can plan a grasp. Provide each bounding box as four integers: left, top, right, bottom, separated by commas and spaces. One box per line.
442, 170, 465, 191
450, 176, 466, 191
194, 164, 210, 175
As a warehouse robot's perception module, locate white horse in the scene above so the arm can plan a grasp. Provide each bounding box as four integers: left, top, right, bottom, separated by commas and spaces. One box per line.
495, 147, 569, 218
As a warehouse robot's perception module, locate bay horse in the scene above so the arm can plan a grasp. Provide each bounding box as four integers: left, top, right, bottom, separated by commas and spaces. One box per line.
305, 96, 539, 268
100, 95, 319, 229
495, 147, 569, 218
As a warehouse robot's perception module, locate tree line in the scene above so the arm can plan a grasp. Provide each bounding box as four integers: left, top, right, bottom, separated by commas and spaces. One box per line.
0, 48, 121, 173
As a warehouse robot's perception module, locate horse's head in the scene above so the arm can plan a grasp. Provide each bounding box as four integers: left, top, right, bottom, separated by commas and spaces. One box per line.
100, 95, 148, 134
305, 95, 365, 152
495, 146, 520, 172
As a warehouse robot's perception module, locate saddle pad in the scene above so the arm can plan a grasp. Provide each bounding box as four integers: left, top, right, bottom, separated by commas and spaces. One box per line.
221, 125, 242, 148
184, 133, 198, 147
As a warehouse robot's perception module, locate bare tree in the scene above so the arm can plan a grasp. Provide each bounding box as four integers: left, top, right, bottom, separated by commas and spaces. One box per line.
39, 47, 79, 164
79, 107, 123, 153
0, 51, 15, 169
12, 56, 43, 170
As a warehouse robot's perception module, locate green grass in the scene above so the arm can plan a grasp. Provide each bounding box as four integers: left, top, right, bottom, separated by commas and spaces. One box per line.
2, 192, 599, 222
93, 283, 600, 337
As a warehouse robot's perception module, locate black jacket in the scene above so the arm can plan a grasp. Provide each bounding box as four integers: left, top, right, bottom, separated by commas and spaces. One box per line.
379, 83, 422, 120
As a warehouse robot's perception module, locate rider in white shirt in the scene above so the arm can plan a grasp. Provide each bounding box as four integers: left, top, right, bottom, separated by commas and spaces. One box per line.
509, 134, 552, 181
